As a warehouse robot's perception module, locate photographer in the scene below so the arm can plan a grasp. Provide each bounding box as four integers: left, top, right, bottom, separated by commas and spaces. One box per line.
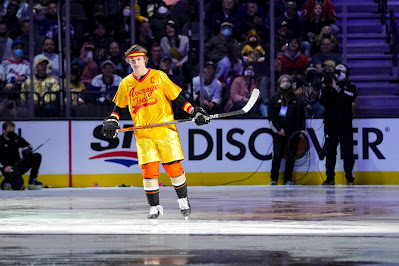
320, 64, 357, 185
0, 121, 42, 190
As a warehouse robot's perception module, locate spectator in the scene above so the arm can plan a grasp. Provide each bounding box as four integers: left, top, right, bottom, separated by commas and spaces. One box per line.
210, 0, 239, 38
18, 20, 43, 59
89, 22, 113, 63
274, 20, 290, 58
4, 0, 21, 39
241, 30, 266, 63
0, 39, 30, 93
21, 58, 60, 116
150, 3, 170, 42
278, 37, 309, 76
160, 20, 189, 72
40, 1, 58, 39
304, 4, 330, 44
301, 0, 339, 36
310, 25, 338, 56
258, 75, 271, 117
146, 42, 162, 70
216, 43, 243, 102
66, 63, 88, 117
238, 0, 268, 41
90, 60, 122, 104
268, 74, 306, 185
71, 42, 100, 86
0, 120, 42, 190
320, 64, 357, 185
106, 41, 130, 78
205, 22, 238, 63
294, 63, 325, 117
136, 21, 153, 52
159, 57, 183, 88
0, 21, 12, 60
224, 63, 261, 116
311, 37, 342, 73
191, 61, 222, 114
34, 38, 61, 82
275, 1, 305, 44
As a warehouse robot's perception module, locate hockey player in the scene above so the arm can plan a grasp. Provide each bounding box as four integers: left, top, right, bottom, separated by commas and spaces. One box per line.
101, 44, 210, 222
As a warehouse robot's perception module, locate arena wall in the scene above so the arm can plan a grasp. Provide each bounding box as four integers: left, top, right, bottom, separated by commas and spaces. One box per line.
3, 119, 399, 187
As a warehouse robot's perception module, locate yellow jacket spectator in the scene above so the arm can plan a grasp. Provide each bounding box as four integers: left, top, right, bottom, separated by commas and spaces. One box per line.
241, 31, 265, 62
21, 59, 60, 116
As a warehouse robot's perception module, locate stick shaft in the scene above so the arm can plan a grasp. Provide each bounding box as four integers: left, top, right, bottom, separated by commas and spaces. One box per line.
117, 89, 259, 133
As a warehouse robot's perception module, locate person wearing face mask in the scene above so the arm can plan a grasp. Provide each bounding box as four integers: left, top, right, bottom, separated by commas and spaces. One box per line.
0, 39, 30, 94
205, 22, 238, 63
268, 74, 306, 185
34, 38, 60, 82
319, 64, 357, 185
224, 64, 260, 116
0, 121, 42, 190
150, 4, 171, 42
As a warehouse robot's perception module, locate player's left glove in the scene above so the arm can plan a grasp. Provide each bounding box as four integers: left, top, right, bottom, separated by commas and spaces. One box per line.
101, 116, 120, 139
190, 107, 210, 126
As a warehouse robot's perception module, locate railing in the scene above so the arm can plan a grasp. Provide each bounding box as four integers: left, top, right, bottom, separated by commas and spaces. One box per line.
389, 9, 399, 77
378, 0, 388, 34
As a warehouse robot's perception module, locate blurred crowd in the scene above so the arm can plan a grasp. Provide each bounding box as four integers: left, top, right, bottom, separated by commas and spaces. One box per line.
0, 0, 343, 119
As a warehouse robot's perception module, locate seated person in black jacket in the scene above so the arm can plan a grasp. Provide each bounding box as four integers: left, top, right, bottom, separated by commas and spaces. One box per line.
0, 121, 42, 190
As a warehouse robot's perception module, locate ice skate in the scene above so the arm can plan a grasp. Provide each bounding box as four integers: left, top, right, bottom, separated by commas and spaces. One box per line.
177, 197, 191, 220
28, 178, 42, 190
147, 205, 164, 225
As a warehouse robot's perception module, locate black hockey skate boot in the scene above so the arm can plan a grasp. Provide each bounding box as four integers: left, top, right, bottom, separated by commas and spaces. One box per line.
28, 178, 42, 190
177, 197, 191, 219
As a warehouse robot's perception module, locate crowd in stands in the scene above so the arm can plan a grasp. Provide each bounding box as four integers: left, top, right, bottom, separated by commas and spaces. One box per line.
0, 0, 342, 119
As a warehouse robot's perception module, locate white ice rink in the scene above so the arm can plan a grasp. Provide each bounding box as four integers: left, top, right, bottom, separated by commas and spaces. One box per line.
1, 185, 399, 265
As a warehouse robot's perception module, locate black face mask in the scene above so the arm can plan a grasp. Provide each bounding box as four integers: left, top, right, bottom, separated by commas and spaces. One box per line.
6, 131, 17, 139
323, 33, 331, 38
0, 32, 7, 37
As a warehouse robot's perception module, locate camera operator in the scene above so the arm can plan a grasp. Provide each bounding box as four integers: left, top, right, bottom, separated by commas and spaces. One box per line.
268, 74, 307, 185
0, 121, 42, 190
320, 64, 357, 185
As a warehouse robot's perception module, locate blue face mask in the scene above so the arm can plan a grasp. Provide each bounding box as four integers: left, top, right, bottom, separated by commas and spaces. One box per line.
14, 49, 23, 57
222, 28, 232, 37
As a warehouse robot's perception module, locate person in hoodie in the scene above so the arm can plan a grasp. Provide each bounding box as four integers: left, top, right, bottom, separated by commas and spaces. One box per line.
277, 36, 309, 76
268, 74, 306, 185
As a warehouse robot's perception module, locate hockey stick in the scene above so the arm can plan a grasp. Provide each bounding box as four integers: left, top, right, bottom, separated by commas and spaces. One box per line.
117, 88, 260, 133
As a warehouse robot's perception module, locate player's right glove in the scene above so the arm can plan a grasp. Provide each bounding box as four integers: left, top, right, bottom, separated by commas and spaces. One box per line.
190, 107, 210, 126
101, 116, 120, 139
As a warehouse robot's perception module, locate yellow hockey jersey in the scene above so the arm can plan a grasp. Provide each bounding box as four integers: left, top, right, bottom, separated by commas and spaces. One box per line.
113, 68, 182, 139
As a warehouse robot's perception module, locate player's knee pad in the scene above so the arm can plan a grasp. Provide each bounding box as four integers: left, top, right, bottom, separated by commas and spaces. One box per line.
141, 161, 160, 179
163, 161, 183, 178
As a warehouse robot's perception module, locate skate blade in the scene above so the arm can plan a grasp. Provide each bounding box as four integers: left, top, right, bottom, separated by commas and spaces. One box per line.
28, 185, 41, 190
150, 219, 158, 226
184, 216, 188, 221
